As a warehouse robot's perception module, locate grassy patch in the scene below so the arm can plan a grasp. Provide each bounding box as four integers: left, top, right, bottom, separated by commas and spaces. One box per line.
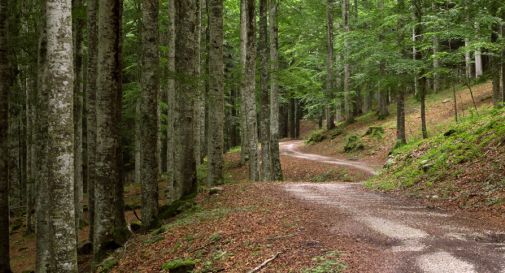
367, 107, 505, 192
302, 251, 346, 273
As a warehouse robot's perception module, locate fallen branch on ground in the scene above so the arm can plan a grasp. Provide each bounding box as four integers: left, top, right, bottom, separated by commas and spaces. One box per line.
247, 252, 282, 273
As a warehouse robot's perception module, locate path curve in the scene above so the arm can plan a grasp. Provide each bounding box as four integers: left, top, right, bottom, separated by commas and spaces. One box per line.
280, 140, 378, 175
280, 140, 505, 273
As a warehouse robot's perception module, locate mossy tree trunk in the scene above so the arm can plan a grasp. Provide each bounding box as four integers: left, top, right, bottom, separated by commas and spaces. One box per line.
140, 0, 160, 228
166, 0, 176, 200
269, 0, 283, 181
258, 0, 271, 181
72, 0, 84, 239
86, 0, 98, 245
174, 0, 198, 198
0, 0, 11, 269
94, 0, 128, 264
207, 0, 225, 185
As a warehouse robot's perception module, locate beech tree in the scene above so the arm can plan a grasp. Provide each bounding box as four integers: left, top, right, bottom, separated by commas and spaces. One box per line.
45, 0, 78, 270
140, 0, 160, 228
207, 0, 225, 185
94, 0, 128, 263
174, 0, 198, 198
0, 0, 11, 270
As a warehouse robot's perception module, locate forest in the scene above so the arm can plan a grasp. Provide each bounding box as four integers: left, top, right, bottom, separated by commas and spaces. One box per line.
1, 0, 504, 272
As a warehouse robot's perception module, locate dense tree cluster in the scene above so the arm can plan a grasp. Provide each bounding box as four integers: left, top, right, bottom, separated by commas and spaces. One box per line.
1, 0, 504, 272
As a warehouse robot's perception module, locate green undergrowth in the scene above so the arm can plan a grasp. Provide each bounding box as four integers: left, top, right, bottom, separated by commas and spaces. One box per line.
366, 107, 505, 191
302, 251, 346, 273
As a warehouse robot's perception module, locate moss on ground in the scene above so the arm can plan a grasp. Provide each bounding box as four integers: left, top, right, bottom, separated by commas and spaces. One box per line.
366, 107, 505, 192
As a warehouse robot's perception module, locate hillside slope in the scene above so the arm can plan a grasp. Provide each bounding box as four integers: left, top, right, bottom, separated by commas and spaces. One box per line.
366, 107, 505, 215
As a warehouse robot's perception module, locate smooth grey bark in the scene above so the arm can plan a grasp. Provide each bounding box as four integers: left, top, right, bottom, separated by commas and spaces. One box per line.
0, 0, 11, 269
239, 0, 248, 165
269, 0, 282, 181
325, 0, 336, 130
342, 0, 354, 123
244, 0, 259, 181
86, 0, 97, 245
174, 0, 198, 198
72, 0, 84, 237
94, 0, 128, 263
140, 0, 160, 228
166, 0, 176, 201
207, 0, 225, 185
258, 0, 271, 181
45, 0, 78, 269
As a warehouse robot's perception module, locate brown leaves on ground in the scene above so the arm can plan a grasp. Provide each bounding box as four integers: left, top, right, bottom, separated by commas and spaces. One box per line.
112, 183, 380, 273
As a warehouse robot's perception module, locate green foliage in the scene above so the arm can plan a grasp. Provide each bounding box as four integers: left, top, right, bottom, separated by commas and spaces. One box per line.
96, 257, 118, 273
363, 126, 385, 140
344, 135, 365, 153
368, 108, 505, 191
302, 251, 346, 273
161, 259, 197, 272
305, 129, 326, 145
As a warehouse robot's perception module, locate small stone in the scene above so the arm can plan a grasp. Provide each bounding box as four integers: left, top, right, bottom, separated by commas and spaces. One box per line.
209, 187, 224, 195
442, 99, 451, 103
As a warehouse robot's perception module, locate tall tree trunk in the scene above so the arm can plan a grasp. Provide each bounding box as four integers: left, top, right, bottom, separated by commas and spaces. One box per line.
85, 0, 98, 245
194, 0, 203, 166
174, 0, 198, 198
140, 0, 160, 228
72, 0, 84, 238
413, 0, 428, 139
269, 0, 282, 181
35, 6, 50, 271
396, 89, 406, 145
166, 0, 176, 201
342, 0, 353, 123
465, 38, 472, 79
325, 0, 336, 130
491, 24, 501, 107
474, 23, 483, 78
258, 0, 271, 181
94, 0, 128, 263
45, 0, 78, 269
243, 0, 259, 181
377, 0, 388, 120
431, 3, 440, 93
239, 0, 248, 165
207, 0, 225, 185
502, 23, 505, 103
0, 0, 11, 269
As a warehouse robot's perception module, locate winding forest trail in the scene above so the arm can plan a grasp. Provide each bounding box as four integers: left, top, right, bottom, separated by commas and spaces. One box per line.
279, 140, 505, 273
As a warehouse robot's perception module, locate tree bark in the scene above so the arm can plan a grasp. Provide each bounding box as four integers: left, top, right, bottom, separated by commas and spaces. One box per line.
85, 0, 98, 245
72, 0, 84, 238
166, 0, 176, 201
342, 0, 354, 123
269, 0, 282, 181
413, 0, 428, 139
325, 0, 336, 130
174, 0, 198, 198
242, 0, 259, 181
239, 0, 248, 165
194, 0, 204, 167
258, 0, 271, 181
45, 0, 78, 269
140, 0, 160, 228
35, 5, 50, 271
431, 3, 440, 93
0, 0, 11, 269
207, 0, 225, 185
94, 0, 128, 263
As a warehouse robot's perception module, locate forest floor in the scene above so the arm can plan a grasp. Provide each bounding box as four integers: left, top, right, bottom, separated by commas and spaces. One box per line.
9, 82, 505, 273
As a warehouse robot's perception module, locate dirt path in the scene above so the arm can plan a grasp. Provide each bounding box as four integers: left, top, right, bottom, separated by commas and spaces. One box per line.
280, 141, 505, 273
